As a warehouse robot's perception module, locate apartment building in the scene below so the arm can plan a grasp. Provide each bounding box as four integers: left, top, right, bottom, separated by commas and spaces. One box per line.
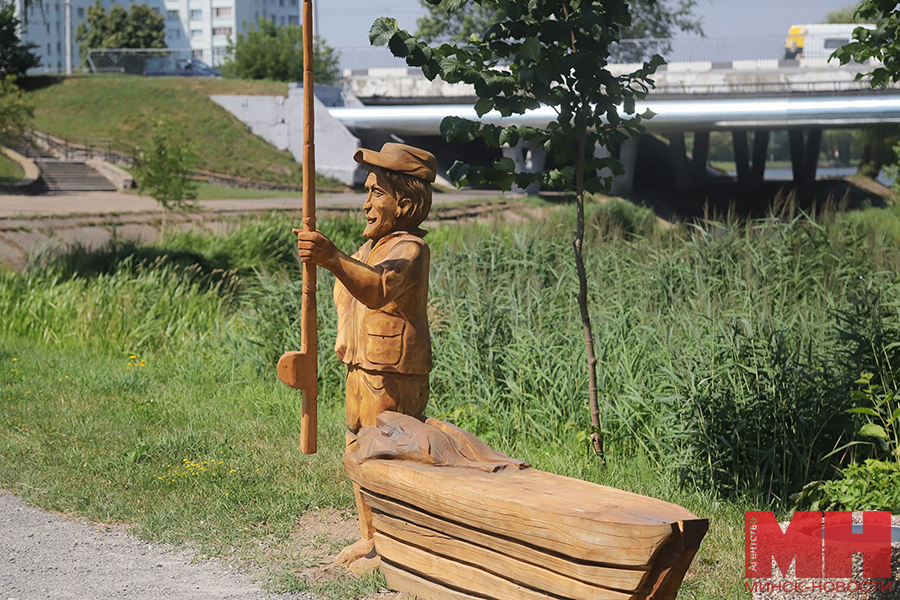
164, 0, 300, 66
14, 0, 300, 73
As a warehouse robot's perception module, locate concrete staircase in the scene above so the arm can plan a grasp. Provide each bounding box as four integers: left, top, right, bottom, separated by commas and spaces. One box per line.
41, 159, 117, 192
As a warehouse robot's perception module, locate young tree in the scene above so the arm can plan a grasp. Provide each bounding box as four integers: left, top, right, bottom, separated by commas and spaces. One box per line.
135, 118, 199, 211
414, 0, 702, 61
0, 0, 40, 77
75, 0, 165, 65
222, 17, 339, 84
831, 1, 900, 177
0, 75, 34, 140
833, 0, 900, 87
372, 0, 663, 457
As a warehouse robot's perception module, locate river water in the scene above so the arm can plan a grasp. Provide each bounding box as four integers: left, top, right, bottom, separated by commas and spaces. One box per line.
722, 166, 894, 187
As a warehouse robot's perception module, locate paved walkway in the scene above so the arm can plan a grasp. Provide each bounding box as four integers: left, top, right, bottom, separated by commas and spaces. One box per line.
0, 189, 508, 270
0, 189, 503, 219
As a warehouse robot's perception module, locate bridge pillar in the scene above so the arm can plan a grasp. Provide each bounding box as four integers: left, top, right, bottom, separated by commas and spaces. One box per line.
666, 133, 691, 189
734, 130, 770, 184
789, 129, 822, 184
690, 131, 710, 185
503, 139, 547, 195
751, 130, 769, 183
733, 131, 750, 183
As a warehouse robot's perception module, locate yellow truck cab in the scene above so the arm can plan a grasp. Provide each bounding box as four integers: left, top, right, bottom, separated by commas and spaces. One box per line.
784, 23, 874, 60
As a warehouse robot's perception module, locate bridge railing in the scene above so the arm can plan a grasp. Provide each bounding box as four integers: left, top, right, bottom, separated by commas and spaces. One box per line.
336, 35, 791, 74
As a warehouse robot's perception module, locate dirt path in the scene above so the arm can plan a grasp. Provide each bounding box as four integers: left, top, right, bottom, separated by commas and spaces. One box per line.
0, 492, 312, 600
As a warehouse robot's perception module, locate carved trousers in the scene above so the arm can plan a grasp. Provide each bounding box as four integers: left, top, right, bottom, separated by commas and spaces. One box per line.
344, 366, 429, 433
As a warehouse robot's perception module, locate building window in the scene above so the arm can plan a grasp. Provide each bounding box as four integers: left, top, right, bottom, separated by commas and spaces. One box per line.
191, 29, 203, 38
56, 20, 60, 32
77, 7, 84, 17
47, 43, 51, 55
212, 27, 232, 36
193, 50, 204, 59
57, 41, 61, 53
212, 7, 232, 17
214, 47, 226, 58
291, 0, 297, 5
169, 28, 181, 39
279, 0, 284, 6
288, 15, 298, 25
167, 9, 179, 20
279, 16, 285, 25
190, 9, 202, 20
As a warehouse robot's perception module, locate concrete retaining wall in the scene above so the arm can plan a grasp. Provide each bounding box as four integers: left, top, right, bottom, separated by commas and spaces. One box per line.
0, 147, 43, 195
211, 84, 365, 186
86, 159, 134, 190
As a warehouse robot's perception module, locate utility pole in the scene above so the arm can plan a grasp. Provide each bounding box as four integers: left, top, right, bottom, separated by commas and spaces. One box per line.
64, 0, 72, 74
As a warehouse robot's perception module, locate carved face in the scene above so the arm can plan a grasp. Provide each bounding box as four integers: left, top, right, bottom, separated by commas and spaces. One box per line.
363, 170, 408, 240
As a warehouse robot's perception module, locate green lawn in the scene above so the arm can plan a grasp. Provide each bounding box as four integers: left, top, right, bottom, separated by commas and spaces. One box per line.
0, 152, 25, 183
26, 75, 341, 190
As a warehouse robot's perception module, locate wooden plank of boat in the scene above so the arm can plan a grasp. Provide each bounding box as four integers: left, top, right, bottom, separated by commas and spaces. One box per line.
376, 533, 582, 600
381, 561, 491, 600
373, 510, 638, 600
361, 490, 649, 592
344, 454, 707, 567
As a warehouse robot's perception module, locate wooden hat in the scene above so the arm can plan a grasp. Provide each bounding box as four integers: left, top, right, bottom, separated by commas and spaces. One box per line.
354, 143, 437, 183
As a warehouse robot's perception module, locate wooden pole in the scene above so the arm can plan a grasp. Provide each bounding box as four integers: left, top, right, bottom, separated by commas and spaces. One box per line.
300, 0, 318, 454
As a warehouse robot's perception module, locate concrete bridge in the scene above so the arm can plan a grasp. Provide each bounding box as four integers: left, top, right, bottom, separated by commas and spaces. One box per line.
331, 60, 900, 194
213, 60, 900, 196
345, 59, 892, 104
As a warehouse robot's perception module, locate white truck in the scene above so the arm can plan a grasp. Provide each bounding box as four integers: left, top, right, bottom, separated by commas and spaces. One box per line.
784, 23, 875, 60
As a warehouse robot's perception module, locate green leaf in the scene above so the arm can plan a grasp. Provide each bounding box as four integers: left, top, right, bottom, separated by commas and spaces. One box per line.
499, 127, 520, 148
847, 407, 879, 416
447, 160, 470, 186
494, 156, 516, 172
860, 423, 890, 440
474, 97, 494, 117
389, 33, 410, 58
369, 18, 398, 47
519, 36, 541, 63
889, 406, 900, 424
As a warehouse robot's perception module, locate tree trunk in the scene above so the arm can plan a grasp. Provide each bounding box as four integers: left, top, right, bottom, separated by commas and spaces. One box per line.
573, 119, 603, 458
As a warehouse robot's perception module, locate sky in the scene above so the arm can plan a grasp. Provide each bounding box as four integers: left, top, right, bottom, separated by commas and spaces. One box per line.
317, 0, 858, 54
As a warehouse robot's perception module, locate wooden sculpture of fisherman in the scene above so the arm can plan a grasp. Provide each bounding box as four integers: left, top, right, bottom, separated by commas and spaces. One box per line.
294, 142, 436, 566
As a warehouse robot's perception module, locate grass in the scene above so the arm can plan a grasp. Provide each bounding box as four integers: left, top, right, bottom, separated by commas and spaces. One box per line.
25, 75, 341, 190
0, 339, 354, 584
3, 201, 900, 597
0, 152, 25, 183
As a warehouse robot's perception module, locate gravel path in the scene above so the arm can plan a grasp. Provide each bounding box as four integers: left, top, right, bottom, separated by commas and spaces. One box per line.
0, 492, 312, 600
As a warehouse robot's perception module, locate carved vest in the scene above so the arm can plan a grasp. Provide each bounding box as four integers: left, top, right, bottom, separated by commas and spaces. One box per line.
333, 231, 432, 375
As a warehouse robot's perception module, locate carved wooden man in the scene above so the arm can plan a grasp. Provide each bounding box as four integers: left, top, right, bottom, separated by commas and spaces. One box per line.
294, 142, 436, 565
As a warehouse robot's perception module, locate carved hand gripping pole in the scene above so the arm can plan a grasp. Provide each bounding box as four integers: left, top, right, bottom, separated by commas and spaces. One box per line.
277, 0, 317, 455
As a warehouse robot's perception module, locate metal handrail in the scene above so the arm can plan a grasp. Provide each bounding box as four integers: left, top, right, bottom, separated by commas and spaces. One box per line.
31, 129, 140, 165
15, 138, 59, 191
